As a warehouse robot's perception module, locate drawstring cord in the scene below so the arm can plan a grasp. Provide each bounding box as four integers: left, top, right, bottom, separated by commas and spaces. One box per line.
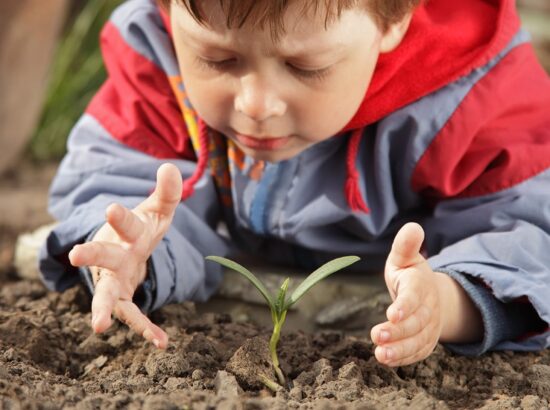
181, 117, 209, 200
181, 120, 369, 213
344, 129, 370, 213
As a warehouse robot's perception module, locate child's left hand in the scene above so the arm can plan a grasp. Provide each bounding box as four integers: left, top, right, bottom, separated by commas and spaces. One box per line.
370, 222, 444, 366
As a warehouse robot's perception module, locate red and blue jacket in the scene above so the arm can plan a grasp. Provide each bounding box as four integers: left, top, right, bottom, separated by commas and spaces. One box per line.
40, 0, 550, 354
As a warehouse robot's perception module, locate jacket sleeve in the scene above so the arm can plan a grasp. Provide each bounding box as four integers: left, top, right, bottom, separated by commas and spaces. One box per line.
39, 0, 230, 311
39, 114, 230, 310
412, 40, 550, 354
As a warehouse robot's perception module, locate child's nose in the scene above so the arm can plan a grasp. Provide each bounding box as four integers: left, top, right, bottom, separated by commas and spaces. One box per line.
234, 74, 287, 122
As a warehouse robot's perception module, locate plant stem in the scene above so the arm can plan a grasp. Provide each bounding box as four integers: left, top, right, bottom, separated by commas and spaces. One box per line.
260, 375, 281, 393
269, 311, 287, 386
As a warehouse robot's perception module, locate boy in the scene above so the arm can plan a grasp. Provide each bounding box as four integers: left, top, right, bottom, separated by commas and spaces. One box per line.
40, 0, 550, 367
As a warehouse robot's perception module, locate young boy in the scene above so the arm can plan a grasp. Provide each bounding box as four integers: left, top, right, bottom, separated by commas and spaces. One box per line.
40, 0, 550, 367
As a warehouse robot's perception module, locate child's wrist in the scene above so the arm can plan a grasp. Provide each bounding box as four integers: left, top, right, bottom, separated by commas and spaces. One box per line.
434, 271, 483, 343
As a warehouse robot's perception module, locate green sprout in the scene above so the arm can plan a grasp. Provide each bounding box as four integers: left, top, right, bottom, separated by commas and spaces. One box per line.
205, 255, 360, 388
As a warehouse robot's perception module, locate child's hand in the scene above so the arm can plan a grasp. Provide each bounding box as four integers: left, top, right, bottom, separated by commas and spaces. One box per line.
371, 223, 484, 367
371, 222, 444, 366
68, 163, 182, 349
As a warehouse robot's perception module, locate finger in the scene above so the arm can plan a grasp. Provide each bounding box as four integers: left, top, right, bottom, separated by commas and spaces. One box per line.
371, 304, 432, 345
105, 203, 145, 244
91, 271, 120, 333
114, 300, 169, 349
139, 163, 182, 217
385, 268, 426, 323
386, 223, 425, 270
387, 341, 437, 367
69, 241, 131, 275
374, 334, 437, 367
374, 323, 439, 366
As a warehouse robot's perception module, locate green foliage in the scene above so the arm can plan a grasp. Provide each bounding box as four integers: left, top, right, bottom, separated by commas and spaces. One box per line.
30, 0, 121, 161
206, 255, 360, 387
206, 256, 274, 307
286, 256, 360, 308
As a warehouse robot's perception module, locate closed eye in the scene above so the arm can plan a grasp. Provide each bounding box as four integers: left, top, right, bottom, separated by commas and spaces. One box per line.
195, 57, 237, 71
286, 63, 332, 81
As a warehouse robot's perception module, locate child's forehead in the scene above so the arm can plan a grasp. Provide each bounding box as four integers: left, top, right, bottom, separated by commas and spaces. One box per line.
173, 1, 369, 48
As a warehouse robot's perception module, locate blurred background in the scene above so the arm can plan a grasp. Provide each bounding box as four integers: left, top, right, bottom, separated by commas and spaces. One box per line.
0, 0, 548, 175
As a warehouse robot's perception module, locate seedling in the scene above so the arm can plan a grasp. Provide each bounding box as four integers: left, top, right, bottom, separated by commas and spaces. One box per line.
205, 255, 360, 388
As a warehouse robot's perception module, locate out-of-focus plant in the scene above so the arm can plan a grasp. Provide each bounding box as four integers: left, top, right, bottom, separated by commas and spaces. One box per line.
30, 0, 120, 161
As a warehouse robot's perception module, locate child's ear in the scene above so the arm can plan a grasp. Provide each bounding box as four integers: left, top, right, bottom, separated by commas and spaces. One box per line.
379, 13, 413, 53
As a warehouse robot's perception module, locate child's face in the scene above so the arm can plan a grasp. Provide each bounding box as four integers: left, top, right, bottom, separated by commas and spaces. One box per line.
172, 1, 393, 162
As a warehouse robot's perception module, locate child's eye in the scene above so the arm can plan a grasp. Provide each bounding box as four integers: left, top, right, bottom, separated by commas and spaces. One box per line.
195, 57, 236, 71
286, 63, 332, 81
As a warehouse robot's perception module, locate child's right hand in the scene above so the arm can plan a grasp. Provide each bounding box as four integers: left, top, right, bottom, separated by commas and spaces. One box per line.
68, 163, 183, 349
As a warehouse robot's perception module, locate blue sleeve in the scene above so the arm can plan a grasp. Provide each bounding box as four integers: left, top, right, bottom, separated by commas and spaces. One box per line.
425, 169, 550, 353
438, 269, 546, 356
39, 114, 231, 309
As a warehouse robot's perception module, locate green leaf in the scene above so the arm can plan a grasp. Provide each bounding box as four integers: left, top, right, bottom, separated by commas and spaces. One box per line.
274, 278, 290, 318
286, 256, 360, 308
206, 256, 274, 309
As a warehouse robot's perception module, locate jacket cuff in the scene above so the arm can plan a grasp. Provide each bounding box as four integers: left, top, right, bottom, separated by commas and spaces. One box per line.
438, 269, 544, 356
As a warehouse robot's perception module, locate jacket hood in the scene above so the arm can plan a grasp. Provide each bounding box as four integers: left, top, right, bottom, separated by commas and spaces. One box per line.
343, 0, 520, 131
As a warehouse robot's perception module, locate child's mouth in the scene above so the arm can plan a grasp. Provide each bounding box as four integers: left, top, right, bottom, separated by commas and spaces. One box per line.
234, 133, 290, 151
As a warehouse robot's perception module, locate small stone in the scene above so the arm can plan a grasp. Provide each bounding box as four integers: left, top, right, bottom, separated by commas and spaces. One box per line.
336, 380, 362, 401
164, 377, 188, 391
338, 362, 363, 382
288, 386, 303, 401
82, 355, 108, 376
442, 374, 456, 389
214, 370, 242, 398
294, 370, 315, 386
312, 359, 334, 386
315, 296, 371, 327
3, 348, 15, 361
191, 369, 204, 381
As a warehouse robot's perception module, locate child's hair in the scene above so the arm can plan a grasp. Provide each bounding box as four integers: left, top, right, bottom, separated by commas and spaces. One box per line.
158, 0, 422, 36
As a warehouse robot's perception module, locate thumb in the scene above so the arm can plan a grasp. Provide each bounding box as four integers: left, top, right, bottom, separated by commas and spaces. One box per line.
139, 163, 183, 217
386, 222, 426, 270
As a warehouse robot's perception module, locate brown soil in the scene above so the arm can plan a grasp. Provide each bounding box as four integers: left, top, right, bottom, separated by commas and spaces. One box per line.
1, 163, 549, 409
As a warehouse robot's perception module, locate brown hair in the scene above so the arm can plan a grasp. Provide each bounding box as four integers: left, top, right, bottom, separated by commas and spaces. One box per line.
158, 0, 421, 36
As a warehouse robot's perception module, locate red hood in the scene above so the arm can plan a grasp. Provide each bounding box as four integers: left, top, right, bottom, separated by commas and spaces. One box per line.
160, 0, 520, 130
343, 0, 520, 130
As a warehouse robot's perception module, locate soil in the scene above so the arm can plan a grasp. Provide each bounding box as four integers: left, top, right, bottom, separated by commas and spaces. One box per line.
1, 162, 549, 409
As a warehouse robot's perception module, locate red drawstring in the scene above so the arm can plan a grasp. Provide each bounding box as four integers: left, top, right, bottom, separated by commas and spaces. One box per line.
345, 129, 370, 213
181, 118, 210, 200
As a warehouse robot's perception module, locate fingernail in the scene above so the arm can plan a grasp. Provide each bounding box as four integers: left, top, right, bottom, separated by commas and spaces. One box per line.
379, 330, 390, 342
385, 348, 394, 360
153, 339, 161, 348
91, 314, 96, 329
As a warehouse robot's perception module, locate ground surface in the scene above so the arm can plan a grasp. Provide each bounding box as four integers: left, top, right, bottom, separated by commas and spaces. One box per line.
0, 162, 549, 409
